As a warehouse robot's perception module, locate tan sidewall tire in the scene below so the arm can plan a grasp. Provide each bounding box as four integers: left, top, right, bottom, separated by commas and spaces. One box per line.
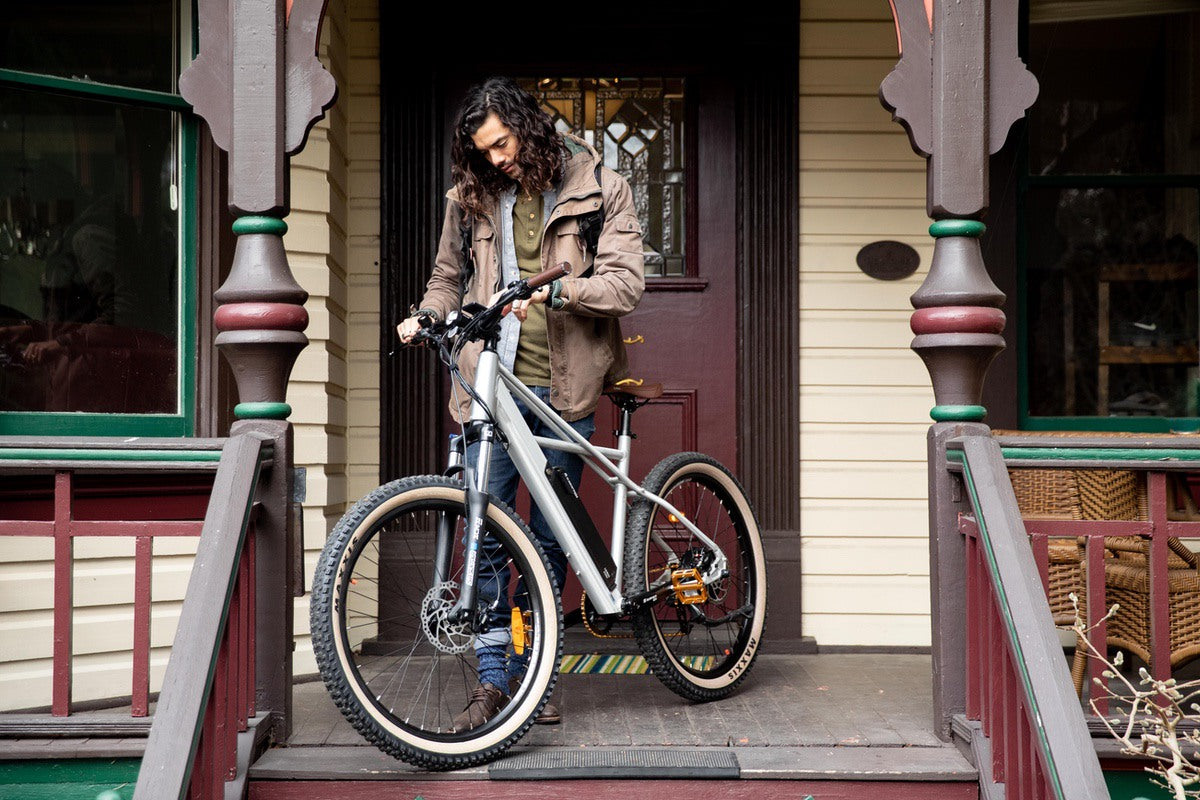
624, 454, 767, 701
312, 476, 561, 767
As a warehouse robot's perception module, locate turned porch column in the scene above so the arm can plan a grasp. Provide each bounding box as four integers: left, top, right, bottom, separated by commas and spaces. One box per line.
880, 0, 1038, 739
179, 0, 336, 738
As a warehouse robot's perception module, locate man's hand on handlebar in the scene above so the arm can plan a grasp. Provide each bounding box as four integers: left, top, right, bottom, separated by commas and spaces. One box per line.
490, 285, 550, 322
396, 314, 424, 343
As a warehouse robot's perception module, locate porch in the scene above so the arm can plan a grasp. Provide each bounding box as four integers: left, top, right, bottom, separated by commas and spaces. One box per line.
1, 653, 980, 798
266, 653, 965, 779
8, 432, 1200, 800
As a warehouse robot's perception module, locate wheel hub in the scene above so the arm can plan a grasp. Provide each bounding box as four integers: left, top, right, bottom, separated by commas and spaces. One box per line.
420, 582, 472, 654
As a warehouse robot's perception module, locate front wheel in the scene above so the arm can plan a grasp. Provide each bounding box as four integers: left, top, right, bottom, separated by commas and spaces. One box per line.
624, 453, 767, 702
309, 475, 562, 769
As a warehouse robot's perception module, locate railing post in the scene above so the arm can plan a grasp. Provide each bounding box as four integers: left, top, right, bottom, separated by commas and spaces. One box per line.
132, 535, 153, 717
179, 0, 335, 745
234, 418, 297, 740
929, 422, 989, 738
52, 470, 72, 717
1147, 471, 1171, 683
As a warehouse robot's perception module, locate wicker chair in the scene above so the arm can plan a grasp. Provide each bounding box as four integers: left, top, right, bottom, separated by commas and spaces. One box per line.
1009, 462, 1200, 686
1007, 468, 1090, 694
1102, 534, 1200, 670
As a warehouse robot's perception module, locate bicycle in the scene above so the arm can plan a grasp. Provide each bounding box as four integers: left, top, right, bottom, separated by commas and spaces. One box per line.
309, 263, 767, 769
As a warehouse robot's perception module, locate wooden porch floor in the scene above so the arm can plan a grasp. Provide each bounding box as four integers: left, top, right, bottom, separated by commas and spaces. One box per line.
253, 653, 978, 783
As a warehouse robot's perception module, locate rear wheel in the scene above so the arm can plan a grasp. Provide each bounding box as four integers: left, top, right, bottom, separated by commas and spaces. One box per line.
310, 475, 562, 769
624, 453, 767, 701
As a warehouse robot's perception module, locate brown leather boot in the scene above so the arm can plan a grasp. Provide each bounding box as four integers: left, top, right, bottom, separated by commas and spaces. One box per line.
510, 678, 561, 725
450, 683, 508, 732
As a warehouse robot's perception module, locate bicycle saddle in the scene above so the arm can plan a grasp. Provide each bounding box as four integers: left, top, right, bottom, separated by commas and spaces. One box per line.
604, 379, 663, 410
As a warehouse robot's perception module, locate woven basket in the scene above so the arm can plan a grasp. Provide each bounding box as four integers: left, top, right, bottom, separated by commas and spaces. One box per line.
1076, 469, 1148, 521
1001, 432, 1200, 676
1045, 540, 1084, 623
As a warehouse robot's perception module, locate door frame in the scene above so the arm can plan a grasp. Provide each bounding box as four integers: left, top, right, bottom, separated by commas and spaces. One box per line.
378, 4, 804, 648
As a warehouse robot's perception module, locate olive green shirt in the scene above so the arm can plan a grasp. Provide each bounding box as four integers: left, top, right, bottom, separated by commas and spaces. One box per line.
513, 192, 551, 386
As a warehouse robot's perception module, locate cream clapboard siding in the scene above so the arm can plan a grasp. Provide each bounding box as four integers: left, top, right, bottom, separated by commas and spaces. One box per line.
286, 0, 379, 677
0, 534, 199, 709
341, 1, 383, 515
799, 0, 936, 646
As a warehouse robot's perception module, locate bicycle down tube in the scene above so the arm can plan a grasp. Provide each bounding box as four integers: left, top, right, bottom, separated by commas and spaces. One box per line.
454, 346, 728, 618
497, 368, 729, 582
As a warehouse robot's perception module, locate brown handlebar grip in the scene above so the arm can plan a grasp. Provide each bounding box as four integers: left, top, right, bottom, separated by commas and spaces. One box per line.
526, 262, 572, 290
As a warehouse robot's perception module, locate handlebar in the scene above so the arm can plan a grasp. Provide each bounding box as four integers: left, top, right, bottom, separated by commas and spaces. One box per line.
405, 262, 573, 350
526, 261, 572, 290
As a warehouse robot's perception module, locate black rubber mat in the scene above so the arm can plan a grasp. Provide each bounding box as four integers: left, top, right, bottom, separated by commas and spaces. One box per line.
489, 748, 740, 779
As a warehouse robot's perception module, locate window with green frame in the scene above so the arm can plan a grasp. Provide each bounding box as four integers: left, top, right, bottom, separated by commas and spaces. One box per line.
1019, 10, 1200, 433
0, 1, 195, 436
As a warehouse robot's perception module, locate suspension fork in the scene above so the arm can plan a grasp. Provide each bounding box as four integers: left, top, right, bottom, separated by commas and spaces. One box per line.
433, 435, 464, 585
448, 345, 501, 623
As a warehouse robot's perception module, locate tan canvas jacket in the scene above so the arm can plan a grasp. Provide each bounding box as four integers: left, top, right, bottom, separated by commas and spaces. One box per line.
417, 134, 646, 422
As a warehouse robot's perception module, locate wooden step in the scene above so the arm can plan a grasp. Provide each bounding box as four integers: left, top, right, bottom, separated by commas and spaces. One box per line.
249, 777, 978, 800
249, 743, 978, 797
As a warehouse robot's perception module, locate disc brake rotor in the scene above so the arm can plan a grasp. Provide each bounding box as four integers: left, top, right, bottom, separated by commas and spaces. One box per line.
420, 581, 472, 654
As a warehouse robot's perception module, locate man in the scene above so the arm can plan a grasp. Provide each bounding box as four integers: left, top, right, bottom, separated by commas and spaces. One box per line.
397, 77, 645, 730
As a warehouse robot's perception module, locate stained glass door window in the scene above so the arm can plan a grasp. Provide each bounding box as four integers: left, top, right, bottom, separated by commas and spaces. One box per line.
522, 78, 686, 277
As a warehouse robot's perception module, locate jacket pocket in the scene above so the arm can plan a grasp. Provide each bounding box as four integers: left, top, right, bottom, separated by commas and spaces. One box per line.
614, 215, 642, 234
553, 225, 591, 277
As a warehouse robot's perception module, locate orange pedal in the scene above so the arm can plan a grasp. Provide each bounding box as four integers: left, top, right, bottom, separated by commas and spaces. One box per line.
670, 568, 708, 605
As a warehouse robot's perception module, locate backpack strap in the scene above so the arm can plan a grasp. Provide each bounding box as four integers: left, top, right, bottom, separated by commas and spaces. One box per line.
576, 164, 606, 257
458, 219, 475, 304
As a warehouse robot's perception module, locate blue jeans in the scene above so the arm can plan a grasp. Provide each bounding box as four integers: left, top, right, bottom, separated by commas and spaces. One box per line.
466, 385, 594, 689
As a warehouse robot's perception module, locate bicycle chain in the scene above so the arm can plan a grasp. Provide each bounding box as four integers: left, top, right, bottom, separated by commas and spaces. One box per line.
580, 591, 635, 639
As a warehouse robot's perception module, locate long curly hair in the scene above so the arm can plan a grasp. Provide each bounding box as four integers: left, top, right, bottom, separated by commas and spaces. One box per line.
450, 77, 564, 220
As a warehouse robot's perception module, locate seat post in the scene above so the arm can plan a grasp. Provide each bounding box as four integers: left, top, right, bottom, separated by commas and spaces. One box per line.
618, 406, 635, 439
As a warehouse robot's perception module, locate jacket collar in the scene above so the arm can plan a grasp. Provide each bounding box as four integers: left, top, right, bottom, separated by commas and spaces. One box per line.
556, 133, 602, 204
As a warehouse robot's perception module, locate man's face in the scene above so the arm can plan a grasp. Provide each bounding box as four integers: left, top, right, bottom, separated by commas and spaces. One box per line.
471, 112, 521, 180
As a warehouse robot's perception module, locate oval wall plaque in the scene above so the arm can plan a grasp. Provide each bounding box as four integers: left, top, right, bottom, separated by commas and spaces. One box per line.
856, 240, 920, 281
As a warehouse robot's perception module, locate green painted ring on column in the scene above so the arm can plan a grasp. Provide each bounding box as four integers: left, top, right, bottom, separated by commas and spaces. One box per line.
234, 401, 292, 420
232, 216, 288, 236
931, 404, 987, 422
929, 219, 986, 238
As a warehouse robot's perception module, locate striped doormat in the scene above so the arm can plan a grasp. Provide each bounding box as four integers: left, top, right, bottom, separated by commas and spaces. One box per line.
559, 654, 716, 674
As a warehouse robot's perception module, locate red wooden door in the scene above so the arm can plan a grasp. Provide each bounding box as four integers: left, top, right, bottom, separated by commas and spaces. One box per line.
571, 80, 739, 609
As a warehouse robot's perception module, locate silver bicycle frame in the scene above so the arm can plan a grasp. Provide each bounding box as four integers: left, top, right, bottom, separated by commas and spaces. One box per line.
464, 348, 728, 616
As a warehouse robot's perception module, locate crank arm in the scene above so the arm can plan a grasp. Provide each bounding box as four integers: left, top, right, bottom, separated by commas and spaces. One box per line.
693, 603, 755, 627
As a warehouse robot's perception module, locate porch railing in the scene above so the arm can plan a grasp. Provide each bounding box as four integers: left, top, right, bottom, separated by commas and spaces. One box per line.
948, 435, 1108, 800
995, 434, 1200, 718
0, 439, 222, 724
133, 431, 268, 800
